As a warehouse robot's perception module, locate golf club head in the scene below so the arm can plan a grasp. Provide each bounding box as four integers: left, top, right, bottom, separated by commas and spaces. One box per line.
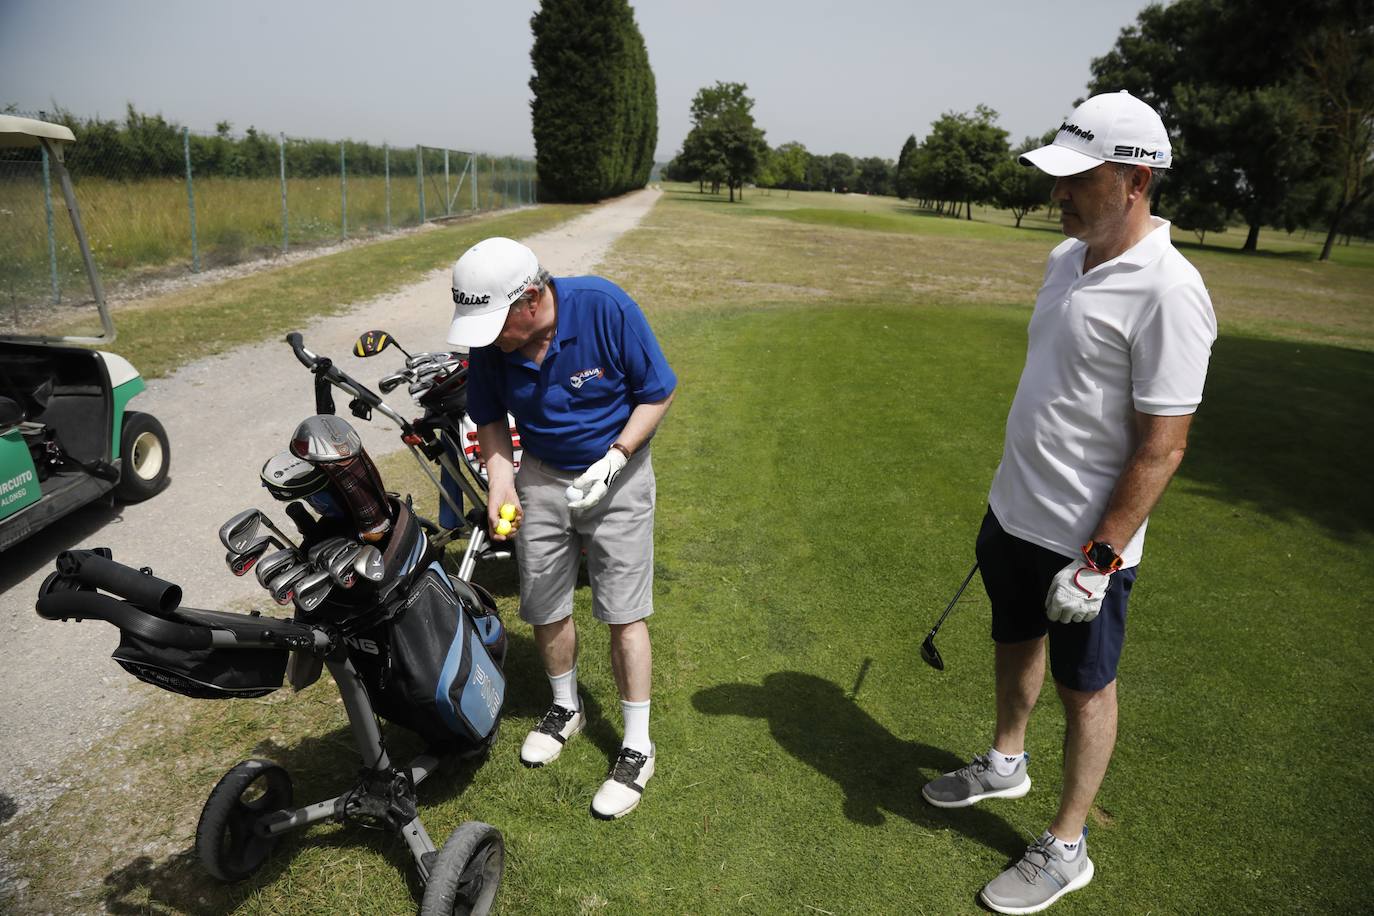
219, 508, 263, 553
307, 536, 351, 567
354, 329, 400, 358
290, 415, 363, 464
256, 548, 300, 588
920, 633, 945, 671
353, 544, 385, 583
327, 543, 362, 588
378, 372, 409, 394
225, 535, 275, 577
268, 562, 311, 606
404, 351, 448, 369
294, 570, 333, 613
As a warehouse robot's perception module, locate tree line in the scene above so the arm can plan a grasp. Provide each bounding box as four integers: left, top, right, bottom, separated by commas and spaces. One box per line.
3, 104, 526, 180
663, 0, 1372, 256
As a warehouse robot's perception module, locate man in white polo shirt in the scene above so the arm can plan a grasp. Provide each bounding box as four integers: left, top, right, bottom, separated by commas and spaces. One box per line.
921, 91, 1216, 913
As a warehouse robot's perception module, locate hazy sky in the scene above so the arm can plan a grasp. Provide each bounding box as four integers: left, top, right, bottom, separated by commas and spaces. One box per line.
1, 0, 1154, 162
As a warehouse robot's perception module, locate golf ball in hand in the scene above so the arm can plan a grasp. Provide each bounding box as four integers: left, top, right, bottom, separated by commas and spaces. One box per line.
565, 484, 583, 502
499, 503, 517, 521
495, 519, 513, 537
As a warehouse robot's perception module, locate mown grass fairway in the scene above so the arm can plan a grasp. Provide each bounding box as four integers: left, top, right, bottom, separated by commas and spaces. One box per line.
4, 187, 1372, 914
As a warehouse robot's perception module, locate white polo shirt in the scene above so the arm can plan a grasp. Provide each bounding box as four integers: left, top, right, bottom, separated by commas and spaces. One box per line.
988, 217, 1216, 567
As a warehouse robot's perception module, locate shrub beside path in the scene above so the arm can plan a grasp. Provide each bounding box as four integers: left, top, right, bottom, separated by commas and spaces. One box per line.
0, 188, 661, 821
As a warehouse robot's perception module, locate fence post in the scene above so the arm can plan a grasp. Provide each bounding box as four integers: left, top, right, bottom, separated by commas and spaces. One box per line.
417, 146, 426, 223
183, 127, 200, 272
340, 141, 348, 241
472, 156, 479, 211
444, 148, 451, 216
384, 143, 391, 231
279, 133, 288, 254
40, 145, 59, 303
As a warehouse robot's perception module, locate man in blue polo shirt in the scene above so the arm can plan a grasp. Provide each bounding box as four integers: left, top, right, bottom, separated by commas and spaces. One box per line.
445, 237, 677, 820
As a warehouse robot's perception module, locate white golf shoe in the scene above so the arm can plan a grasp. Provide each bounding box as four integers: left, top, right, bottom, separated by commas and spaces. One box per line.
520, 700, 585, 767
591, 744, 655, 819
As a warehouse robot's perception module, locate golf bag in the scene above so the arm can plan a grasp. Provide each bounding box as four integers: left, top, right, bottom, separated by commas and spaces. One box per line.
306, 497, 508, 753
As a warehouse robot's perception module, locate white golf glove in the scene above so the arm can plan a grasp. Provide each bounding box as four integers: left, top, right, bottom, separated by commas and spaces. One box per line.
565, 446, 629, 510
1045, 559, 1112, 624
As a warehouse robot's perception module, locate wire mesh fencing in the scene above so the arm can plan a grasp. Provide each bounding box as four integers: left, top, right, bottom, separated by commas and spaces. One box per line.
1, 109, 540, 321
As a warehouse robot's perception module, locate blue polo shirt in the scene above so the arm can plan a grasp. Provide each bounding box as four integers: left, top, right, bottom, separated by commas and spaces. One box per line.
465, 276, 677, 470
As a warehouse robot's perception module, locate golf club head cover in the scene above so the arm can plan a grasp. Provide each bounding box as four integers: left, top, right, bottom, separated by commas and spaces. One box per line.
567, 446, 628, 510
1045, 559, 1110, 624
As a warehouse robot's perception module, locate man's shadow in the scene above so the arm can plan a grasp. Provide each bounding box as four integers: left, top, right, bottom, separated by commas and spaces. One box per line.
693, 671, 1026, 858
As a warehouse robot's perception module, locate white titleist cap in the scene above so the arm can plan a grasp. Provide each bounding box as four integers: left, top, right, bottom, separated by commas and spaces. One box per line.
1019, 90, 1172, 177
447, 237, 541, 347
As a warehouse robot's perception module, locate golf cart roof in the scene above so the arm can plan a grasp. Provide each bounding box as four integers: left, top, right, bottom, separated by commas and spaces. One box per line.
0, 114, 76, 149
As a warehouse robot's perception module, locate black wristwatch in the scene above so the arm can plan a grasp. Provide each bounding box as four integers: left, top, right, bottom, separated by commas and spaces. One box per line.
1082, 540, 1123, 573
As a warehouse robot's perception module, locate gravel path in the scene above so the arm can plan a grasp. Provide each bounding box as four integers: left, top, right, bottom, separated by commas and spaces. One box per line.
0, 188, 661, 823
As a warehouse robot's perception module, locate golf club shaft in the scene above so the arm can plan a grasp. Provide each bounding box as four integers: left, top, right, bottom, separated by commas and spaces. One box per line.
927, 562, 979, 637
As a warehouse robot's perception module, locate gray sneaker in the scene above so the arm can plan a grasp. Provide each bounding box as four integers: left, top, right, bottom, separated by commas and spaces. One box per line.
980, 831, 1094, 915
921, 752, 1030, 808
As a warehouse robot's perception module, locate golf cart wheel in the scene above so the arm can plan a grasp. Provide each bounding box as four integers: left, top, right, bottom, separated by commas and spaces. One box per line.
195, 759, 293, 882
114, 411, 170, 501
419, 821, 504, 916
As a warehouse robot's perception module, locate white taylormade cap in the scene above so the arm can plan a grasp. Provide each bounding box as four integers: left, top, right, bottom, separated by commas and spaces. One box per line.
447, 237, 540, 347
1019, 90, 1172, 177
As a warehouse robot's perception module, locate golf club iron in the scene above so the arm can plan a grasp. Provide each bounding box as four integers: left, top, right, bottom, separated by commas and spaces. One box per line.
353, 545, 385, 583
293, 570, 333, 613
326, 543, 362, 588
256, 547, 301, 588
268, 562, 312, 606
921, 563, 980, 672
224, 535, 281, 577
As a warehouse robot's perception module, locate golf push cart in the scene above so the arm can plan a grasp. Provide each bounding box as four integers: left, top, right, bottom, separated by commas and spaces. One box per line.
35, 329, 514, 914
0, 115, 170, 551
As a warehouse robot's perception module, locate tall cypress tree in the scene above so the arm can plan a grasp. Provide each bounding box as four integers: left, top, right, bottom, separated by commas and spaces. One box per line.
529, 0, 658, 201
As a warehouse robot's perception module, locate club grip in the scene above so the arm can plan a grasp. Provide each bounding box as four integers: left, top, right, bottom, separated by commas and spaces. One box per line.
55, 550, 182, 613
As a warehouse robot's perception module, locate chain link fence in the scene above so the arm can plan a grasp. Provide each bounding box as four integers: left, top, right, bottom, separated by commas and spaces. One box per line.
1, 109, 539, 324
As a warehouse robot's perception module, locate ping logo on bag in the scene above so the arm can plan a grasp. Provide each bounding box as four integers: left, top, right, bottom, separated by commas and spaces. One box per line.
344, 636, 380, 655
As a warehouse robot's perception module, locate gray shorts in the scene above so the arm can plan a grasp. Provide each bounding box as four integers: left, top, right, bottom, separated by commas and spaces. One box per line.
513, 448, 656, 626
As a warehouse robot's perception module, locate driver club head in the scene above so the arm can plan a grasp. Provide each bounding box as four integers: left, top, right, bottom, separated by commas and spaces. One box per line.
354, 329, 407, 359
219, 508, 263, 553
920, 633, 945, 671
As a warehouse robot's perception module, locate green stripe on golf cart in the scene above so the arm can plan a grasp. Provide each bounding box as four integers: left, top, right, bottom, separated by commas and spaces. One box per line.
110, 376, 145, 461
0, 428, 42, 521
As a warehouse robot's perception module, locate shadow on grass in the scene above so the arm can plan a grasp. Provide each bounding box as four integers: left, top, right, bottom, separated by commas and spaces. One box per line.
1180, 334, 1374, 536
693, 672, 1026, 859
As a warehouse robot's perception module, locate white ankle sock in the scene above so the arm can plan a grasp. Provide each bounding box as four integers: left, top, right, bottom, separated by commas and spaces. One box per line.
1044, 829, 1085, 861
620, 699, 651, 755
549, 666, 578, 711
989, 746, 1025, 777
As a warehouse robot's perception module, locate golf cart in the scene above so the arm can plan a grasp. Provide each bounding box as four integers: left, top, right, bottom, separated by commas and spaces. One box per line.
0, 115, 170, 551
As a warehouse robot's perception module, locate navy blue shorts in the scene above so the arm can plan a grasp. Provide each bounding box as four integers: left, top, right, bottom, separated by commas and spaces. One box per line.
974, 508, 1136, 692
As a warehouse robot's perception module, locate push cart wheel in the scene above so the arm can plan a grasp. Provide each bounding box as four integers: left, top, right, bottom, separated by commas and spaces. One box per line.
419, 821, 504, 916
113, 410, 170, 501
195, 759, 293, 881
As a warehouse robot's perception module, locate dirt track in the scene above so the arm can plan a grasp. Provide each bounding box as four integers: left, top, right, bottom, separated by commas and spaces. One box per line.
0, 188, 660, 825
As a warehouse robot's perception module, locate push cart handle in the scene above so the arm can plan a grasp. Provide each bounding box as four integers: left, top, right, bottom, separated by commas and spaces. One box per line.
55, 549, 182, 612
36, 590, 213, 649
284, 332, 416, 433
